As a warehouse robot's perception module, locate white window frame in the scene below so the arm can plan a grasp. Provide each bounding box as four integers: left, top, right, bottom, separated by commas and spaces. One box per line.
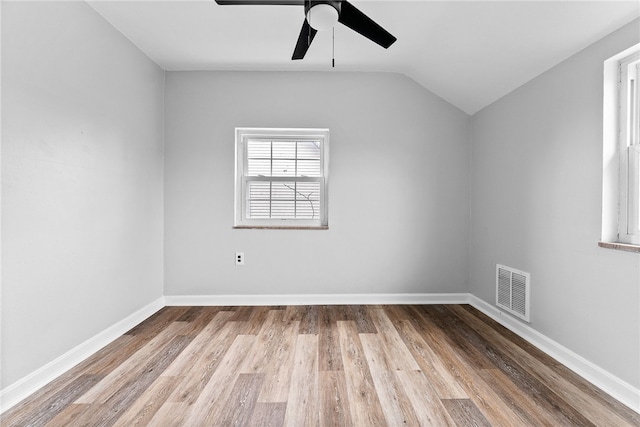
234, 127, 329, 228
618, 52, 640, 245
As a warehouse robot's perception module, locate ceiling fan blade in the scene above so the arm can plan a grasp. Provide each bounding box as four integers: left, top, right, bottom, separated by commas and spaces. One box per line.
292, 20, 317, 60
338, 1, 396, 49
215, 0, 304, 5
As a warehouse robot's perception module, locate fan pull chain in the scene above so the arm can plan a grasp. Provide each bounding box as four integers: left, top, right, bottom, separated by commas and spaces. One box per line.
332, 27, 335, 68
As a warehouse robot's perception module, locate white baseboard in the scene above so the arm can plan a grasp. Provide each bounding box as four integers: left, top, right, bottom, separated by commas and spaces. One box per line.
163, 292, 469, 306
467, 294, 640, 414
0, 297, 165, 414
3, 293, 638, 416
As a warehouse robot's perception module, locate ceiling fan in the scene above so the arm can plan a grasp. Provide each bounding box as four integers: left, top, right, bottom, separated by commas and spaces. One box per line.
214, 0, 397, 60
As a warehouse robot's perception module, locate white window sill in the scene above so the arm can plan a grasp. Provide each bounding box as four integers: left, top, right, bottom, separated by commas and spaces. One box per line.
233, 225, 329, 230
598, 241, 640, 253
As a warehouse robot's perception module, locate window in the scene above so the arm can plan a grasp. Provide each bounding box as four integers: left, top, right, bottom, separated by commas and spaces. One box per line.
234, 128, 329, 228
618, 52, 640, 244
602, 45, 640, 251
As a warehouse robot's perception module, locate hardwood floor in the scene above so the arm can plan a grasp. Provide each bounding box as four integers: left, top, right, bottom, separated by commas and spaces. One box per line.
2, 304, 639, 426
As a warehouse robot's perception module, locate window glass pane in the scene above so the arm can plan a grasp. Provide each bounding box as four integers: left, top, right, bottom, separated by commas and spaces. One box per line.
272, 141, 296, 159
272, 159, 296, 176
296, 200, 319, 219
271, 182, 295, 200
296, 159, 321, 177
295, 182, 320, 201
247, 181, 270, 199
247, 200, 270, 219
271, 200, 295, 219
297, 140, 321, 159
247, 140, 271, 158
295, 182, 320, 219
247, 158, 271, 176
631, 147, 640, 233
631, 62, 639, 146
636, 180, 640, 232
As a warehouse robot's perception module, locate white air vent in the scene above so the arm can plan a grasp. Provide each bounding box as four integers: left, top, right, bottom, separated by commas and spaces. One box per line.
496, 264, 530, 322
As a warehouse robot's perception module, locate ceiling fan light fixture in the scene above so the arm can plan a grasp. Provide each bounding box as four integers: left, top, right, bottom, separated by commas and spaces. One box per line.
306, 3, 339, 31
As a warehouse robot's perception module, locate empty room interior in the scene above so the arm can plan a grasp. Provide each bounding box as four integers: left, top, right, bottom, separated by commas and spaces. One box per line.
2, 0, 640, 425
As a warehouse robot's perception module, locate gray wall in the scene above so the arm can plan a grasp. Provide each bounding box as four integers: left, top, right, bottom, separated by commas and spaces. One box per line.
1, 2, 165, 387
3, 0, 638, 401
469, 19, 640, 388
164, 71, 470, 296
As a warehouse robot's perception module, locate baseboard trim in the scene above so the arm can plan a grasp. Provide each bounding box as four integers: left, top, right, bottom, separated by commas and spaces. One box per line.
0, 297, 165, 414
164, 292, 469, 306
2, 293, 638, 416
467, 294, 640, 414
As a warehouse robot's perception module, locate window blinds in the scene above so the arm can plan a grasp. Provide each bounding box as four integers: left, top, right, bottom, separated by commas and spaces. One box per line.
245, 139, 323, 220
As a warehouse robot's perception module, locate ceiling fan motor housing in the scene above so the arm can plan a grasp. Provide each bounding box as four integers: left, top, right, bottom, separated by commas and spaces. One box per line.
305, 1, 341, 31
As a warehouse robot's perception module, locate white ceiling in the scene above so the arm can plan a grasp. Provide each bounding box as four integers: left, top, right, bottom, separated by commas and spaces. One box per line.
88, 0, 640, 115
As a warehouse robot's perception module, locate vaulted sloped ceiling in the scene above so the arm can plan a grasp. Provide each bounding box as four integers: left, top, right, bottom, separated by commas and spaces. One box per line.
88, 1, 639, 115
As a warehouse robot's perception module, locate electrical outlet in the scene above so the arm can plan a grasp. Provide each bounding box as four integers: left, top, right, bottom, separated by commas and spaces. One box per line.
235, 252, 244, 265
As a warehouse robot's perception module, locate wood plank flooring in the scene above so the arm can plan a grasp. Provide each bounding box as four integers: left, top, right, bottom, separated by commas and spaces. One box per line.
3, 304, 639, 426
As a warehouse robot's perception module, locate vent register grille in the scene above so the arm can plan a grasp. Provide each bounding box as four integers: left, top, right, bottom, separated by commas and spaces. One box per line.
496, 265, 531, 322
246, 139, 321, 220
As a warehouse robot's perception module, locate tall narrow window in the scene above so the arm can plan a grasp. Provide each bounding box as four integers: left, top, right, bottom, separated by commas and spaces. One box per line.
619, 53, 640, 244
234, 128, 329, 228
